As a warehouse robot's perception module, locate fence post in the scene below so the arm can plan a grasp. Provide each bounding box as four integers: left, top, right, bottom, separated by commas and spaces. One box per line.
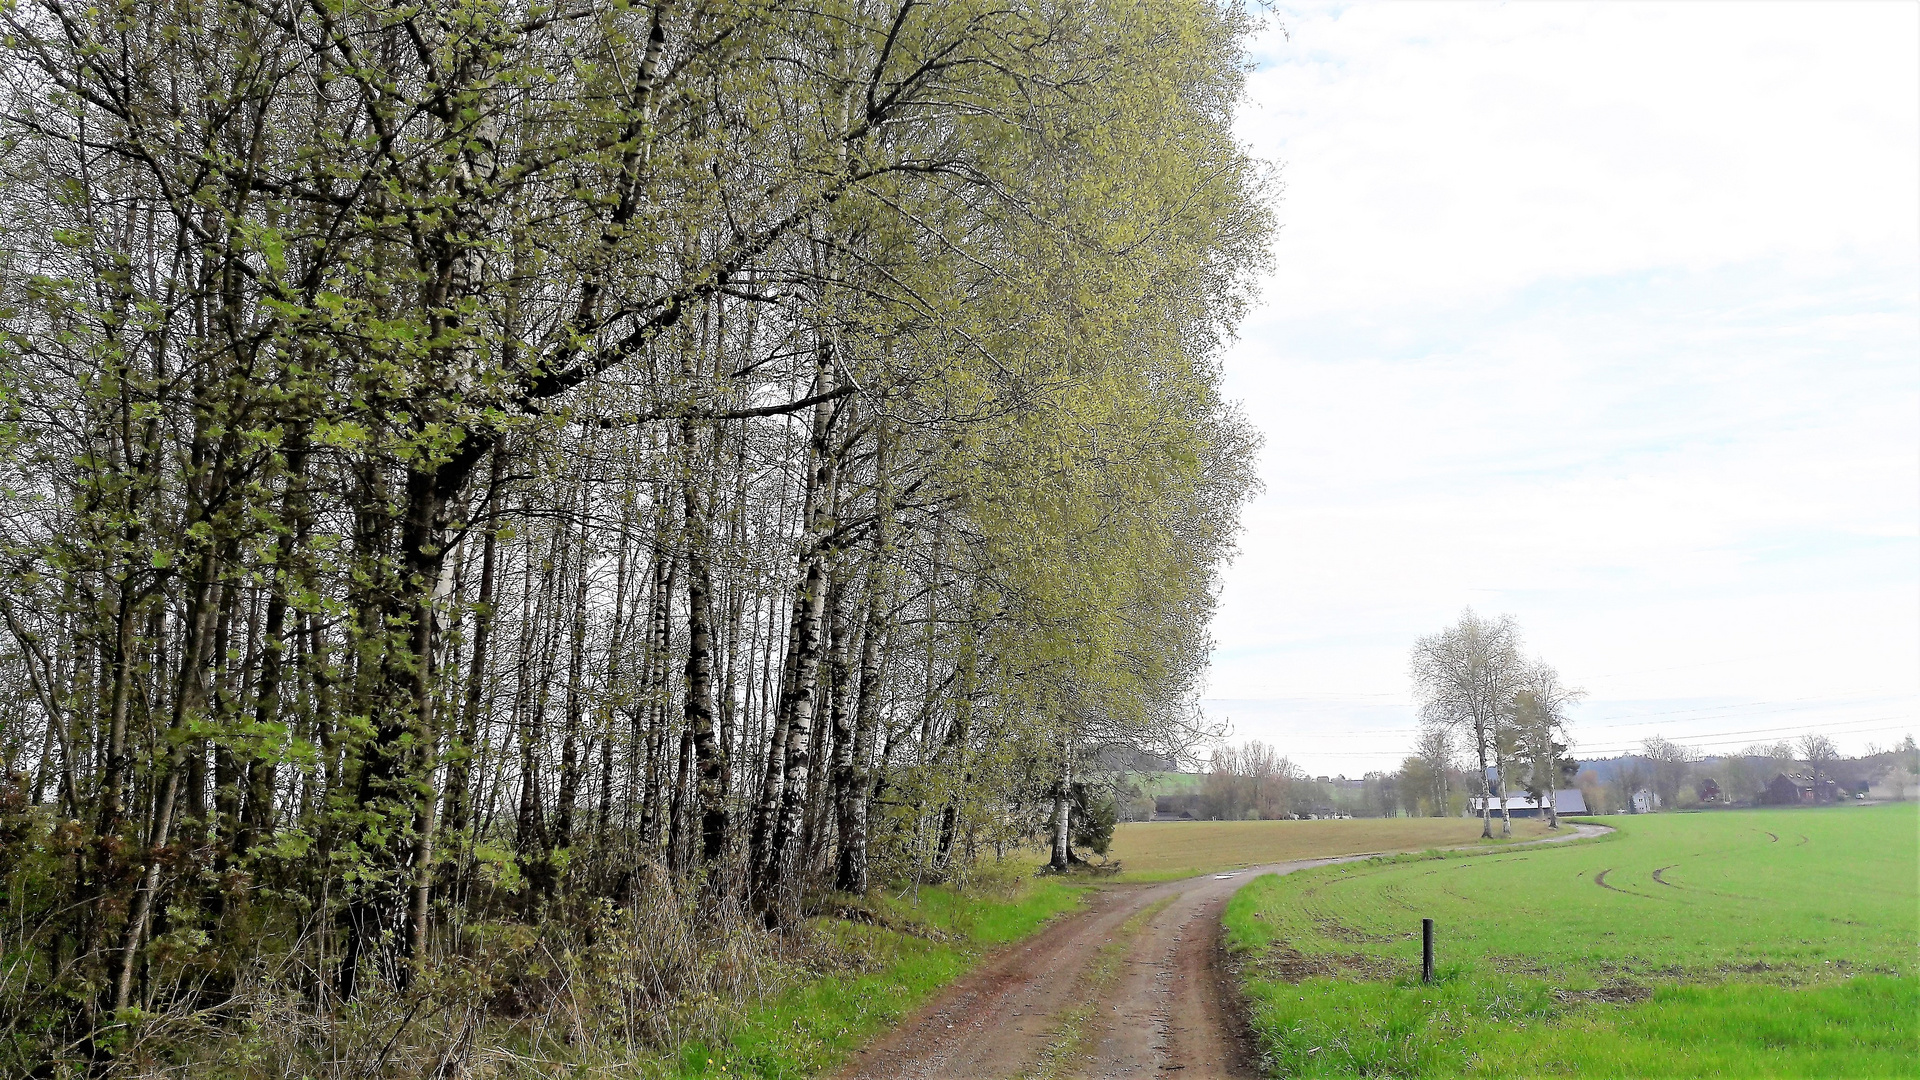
1421, 918, 1434, 983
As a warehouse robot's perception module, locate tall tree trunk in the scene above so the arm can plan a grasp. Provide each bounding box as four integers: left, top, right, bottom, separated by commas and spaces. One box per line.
344, 454, 472, 996
746, 598, 795, 887
667, 724, 694, 875
833, 422, 894, 893
1049, 742, 1073, 873
1495, 744, 1512, 838
640, 542, 677, 846
760, 358, 838, 913
1474, 718, 1493, 840
114, 537, 220, 1015
594, 495, 635, 857
444, 445, 505, 839
682, 428, 727, 867
239, 427, 310, 857
555, 502, 592, 852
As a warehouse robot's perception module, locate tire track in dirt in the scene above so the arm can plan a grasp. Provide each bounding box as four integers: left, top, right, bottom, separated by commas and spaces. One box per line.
836, 824, 1609, 1079
1593, 863, 1669, 902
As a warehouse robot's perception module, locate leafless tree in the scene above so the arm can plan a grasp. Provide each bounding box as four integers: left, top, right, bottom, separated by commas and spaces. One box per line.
1412, 722, 1458, 817
1513, 660, 1583, 827
1799, 733, 1840, 785
1642, 735, 1698, 810
1411, 610, 1523, 837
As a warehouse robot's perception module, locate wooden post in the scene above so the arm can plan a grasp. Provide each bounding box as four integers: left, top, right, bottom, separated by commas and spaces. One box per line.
1422, 918, 1434, 983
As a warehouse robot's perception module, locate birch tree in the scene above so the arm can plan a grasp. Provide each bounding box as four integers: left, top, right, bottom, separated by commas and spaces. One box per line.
1512, 660, 1582, 828
0, 0, 1269, 1060
1411, 610, 1522, 838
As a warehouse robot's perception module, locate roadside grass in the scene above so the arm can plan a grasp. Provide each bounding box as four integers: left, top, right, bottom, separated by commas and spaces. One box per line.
665, 865, 1088, 1079
1102, 817, 1556, 881
1225, 805, 1920, 1078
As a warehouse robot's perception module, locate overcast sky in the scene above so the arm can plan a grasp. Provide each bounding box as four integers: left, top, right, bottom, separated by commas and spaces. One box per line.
1203, 1, 1920, 777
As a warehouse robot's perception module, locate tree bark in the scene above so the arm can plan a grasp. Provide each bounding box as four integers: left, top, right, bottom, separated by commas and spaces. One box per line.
1049, 746, 1073, 873
759, 358, 838, 913
1474, 718, 1493, 840
833, 422, 894, 894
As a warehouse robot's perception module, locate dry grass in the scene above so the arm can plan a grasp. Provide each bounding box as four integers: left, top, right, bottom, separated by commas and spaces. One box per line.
1099, 816, 1556, 880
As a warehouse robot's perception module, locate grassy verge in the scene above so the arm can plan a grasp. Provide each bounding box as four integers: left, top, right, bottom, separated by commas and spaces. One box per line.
1224, 805, 1919, 1078
664, 868, 1089, 1079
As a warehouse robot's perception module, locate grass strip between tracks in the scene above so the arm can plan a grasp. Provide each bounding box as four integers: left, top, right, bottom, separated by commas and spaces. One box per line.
1224, 806, 1919, 1078
666, 868, 1089, 1079
1017, 895, 1177, 1080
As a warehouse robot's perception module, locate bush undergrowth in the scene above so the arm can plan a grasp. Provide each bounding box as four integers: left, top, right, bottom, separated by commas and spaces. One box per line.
3, 849, 1085, 1079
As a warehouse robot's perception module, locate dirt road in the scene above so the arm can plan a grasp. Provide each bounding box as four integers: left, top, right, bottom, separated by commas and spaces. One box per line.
835, 823, 1607, 1080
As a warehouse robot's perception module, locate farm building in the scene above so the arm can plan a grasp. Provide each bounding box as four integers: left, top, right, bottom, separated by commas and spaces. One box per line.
1763, 773, 1840, 805
1630, 789, 1660, 814
1466, 789, 1587, 817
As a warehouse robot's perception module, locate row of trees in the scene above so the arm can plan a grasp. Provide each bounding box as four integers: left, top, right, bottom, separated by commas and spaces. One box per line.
1160, 743, 1464, 822
1196, 740, 1306, 820
0, 0, 1268, 1065
1409, 610, 1581, 836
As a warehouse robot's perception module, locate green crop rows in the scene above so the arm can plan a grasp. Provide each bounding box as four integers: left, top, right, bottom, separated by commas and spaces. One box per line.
1224, 805, 1919, 1077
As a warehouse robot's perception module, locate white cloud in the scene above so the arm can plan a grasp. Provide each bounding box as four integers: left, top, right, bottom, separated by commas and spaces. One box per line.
1239, 2, 1919, 316
1205, 2, 1920, 775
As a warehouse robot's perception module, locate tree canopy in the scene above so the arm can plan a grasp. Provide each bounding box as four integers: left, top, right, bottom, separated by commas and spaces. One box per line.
0, 0, 1268, 1066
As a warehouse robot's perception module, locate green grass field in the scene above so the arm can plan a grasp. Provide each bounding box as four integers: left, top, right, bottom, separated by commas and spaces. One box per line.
1224, 805, 1919, 1078
1104, 816, 1555, 881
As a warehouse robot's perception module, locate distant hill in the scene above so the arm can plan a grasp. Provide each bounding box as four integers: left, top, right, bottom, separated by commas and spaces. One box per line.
1575, 755, 1655, 782
1133, 771, 1205, 796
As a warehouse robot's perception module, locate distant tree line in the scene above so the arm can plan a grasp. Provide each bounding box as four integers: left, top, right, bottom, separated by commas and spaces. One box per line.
0, 0, 1267, 1067
1115, 742, 1470, 823
1575, 733, 1918, 813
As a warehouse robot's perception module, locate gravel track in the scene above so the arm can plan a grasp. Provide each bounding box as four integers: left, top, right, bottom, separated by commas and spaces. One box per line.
835, 823, 1607, 1079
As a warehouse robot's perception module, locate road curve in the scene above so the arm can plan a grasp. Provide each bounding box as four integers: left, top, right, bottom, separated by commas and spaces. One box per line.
834, 823, 1608, 1080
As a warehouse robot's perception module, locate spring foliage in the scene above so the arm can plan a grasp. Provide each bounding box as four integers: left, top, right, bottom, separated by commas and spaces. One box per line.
0, 0, 1267, 1067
